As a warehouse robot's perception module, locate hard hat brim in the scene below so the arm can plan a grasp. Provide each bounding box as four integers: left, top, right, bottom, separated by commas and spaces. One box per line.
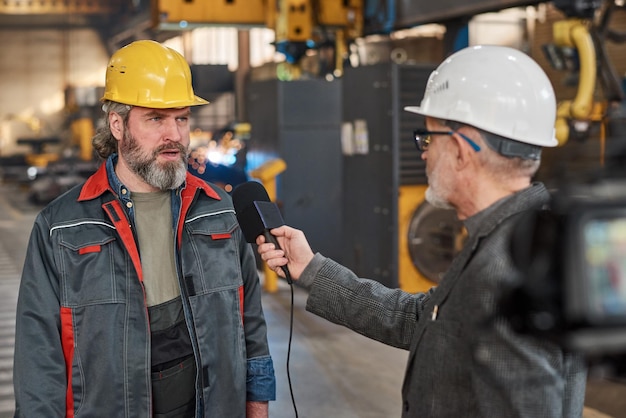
100, 95, 210, 109
403, 106, 558, 148
404, 106, 423, 115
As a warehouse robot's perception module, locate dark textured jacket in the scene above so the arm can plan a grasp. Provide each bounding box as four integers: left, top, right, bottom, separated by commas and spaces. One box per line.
299, 183, 587, 417
13, 161, 275, 417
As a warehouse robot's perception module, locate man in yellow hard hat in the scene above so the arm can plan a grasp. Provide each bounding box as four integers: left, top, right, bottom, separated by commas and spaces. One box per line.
14, 40, 275, 418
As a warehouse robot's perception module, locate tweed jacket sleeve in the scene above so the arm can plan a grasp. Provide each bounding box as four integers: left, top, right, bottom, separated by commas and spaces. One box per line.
298, 253, 435, 350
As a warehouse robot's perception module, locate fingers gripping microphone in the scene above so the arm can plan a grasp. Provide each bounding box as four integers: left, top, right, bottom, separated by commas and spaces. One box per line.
232, 181, 292, 284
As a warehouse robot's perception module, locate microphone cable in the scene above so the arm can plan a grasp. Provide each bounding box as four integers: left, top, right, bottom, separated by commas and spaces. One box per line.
264, 231, 298, 416
286, 278, 298, 418
283, 268, 298, 418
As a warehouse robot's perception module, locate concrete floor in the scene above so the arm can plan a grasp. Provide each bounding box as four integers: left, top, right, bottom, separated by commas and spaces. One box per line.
0, 180, 625, 417
0, 182, 32, 417
263, 282, 407, 418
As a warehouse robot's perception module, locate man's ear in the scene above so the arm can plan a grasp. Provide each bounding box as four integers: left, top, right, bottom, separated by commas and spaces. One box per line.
109, 112, 124, 141
452, 133, 473, 171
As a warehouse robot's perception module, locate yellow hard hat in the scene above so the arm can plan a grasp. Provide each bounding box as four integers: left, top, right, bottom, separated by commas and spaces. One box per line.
101, 40, 209, 108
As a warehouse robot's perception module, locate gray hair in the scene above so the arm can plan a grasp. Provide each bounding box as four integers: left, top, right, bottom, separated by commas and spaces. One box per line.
445, 120, 541, 179
92, 101, 132, 160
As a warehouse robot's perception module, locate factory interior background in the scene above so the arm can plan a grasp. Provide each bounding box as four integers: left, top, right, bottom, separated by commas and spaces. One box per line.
1, 1, 626, 417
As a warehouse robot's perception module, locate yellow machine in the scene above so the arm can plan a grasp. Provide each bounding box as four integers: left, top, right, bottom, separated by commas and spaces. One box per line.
549, 2, 626, 164
152, 0, 363, 76
4, 113, 61, 167
397, 185, 431, 293
70, 118, 96, 161
553, 18, 603, 146
399, 185, 467, 293
249, 158, 287, 293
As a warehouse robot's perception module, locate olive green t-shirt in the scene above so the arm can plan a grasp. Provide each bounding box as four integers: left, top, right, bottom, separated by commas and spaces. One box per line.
132, 190, 180, 306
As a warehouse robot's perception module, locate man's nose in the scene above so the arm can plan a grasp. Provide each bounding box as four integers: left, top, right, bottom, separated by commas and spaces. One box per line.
163, 118, 183, 142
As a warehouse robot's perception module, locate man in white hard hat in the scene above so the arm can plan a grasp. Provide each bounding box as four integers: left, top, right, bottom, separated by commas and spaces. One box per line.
14, 40, 275, 418
256, 45, 587, 417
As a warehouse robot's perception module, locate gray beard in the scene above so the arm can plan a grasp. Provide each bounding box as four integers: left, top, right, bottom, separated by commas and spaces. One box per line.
121, 131, 187, 190
425, 186, 454, 210
134, 158, 187, 190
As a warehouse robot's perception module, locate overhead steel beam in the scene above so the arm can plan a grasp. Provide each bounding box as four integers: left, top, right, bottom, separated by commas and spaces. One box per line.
0, 14, 99, 30
363, 0, 546, 35
152, 0, 267, 29
396, 0, 544, 27
0, 0, 128, 30
0, 0, 124, 15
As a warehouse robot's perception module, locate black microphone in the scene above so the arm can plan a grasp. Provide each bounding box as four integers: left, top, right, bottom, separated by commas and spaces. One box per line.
232, 181, 292, 284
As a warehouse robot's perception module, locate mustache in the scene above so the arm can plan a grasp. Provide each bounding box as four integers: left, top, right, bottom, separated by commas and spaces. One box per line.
154, 142, 187, 154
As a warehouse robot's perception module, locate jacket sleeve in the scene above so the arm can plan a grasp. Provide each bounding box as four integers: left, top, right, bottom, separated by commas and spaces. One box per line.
300, 253, 434, 350
238, 232, 276, 402
14, 213, 67, 417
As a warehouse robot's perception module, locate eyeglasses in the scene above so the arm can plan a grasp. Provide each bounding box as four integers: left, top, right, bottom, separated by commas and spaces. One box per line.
414, 129, 481, 152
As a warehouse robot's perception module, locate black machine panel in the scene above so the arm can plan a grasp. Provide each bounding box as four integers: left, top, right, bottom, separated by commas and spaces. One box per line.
247, 64, 464, 289
341, 63, 434, 288
246, 78, 344, 262
394, 0, 542, 28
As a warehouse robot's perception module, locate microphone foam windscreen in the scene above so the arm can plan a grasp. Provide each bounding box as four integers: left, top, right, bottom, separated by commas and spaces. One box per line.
232, 181, 285, 243
232, 181, 270, 213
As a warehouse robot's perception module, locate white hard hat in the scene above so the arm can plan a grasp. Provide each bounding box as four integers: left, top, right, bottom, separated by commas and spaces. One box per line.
405, 45, 558, 147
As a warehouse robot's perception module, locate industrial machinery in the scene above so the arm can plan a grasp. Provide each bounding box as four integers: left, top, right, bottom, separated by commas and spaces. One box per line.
538, 0, 626, 185
24, 86, 102, 204
545, 0, 624, 145
2, 0, 626, 288
338, 62, 465, 292
246, 76, 344, 263
245, 60, 465, 292
243, 0, 626, 292
153, 0, 363, 78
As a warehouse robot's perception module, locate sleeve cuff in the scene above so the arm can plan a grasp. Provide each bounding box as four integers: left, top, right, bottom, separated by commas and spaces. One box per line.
298, 252, 327, 289
246, 355, 276, 401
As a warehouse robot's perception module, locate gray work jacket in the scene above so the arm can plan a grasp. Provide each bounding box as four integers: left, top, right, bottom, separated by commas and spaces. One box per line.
13, 161, 275, 417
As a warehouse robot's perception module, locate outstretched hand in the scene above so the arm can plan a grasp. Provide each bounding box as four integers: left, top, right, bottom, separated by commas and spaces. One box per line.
256, 225, 315, 281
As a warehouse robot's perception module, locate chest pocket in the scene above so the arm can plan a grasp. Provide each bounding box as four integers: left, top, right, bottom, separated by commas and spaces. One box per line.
55, 222, 129, 306
182, 210, 242, 294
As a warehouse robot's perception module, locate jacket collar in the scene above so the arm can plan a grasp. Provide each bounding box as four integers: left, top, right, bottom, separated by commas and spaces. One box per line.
463, 182, 548, 243
78, 158, 222, 202
78, 163, 111, 201
183, 172, 222, 200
